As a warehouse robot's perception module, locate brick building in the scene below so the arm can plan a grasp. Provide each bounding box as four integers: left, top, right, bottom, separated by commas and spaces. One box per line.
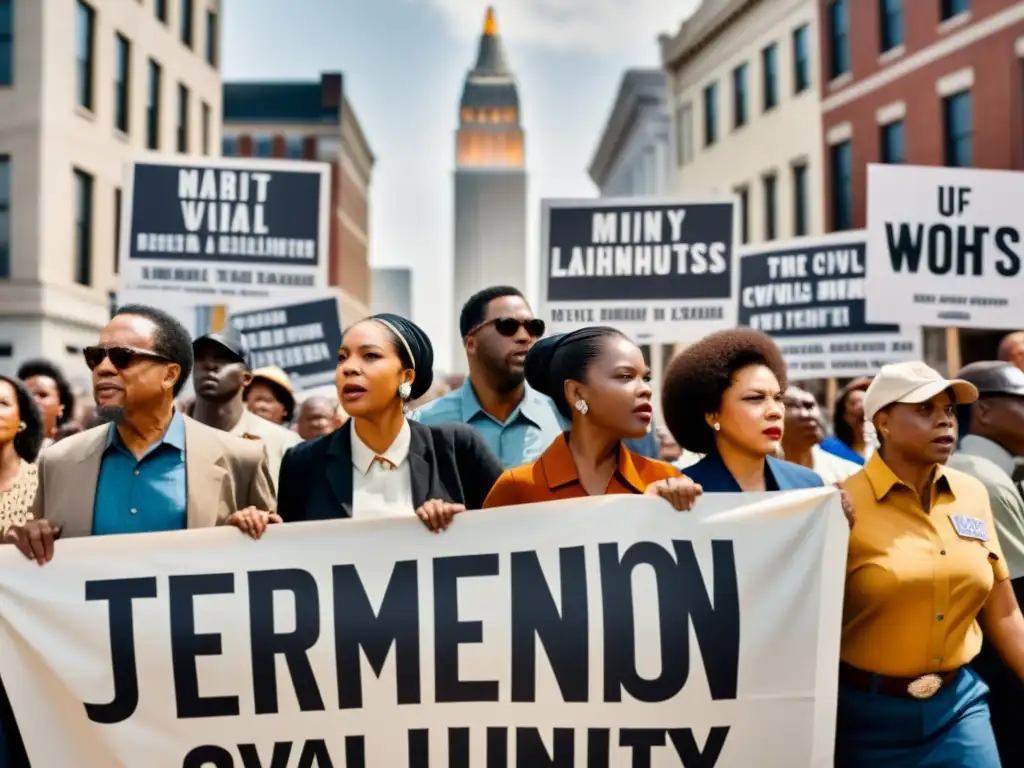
819, 0, 1024, 367
222, 72, 374, 324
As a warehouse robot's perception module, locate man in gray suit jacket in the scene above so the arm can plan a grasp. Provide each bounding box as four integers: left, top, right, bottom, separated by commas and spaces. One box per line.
4, 305, 277, 564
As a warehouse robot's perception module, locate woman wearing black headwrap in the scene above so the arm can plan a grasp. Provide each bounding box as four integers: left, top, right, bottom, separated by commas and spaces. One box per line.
272, 313, 504, 530
483, 327, 701, 510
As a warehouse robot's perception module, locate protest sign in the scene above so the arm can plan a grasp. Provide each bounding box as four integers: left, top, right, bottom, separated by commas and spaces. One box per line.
231, 296, 343, 390
866, 163, 1024, 328
540, 197, 738, 343
739, 232, 921, 379
118, 156, 330, 306
0, 491, 845, 767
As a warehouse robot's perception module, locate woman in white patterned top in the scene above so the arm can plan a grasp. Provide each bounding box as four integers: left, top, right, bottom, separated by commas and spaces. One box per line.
0, 375, 45, 535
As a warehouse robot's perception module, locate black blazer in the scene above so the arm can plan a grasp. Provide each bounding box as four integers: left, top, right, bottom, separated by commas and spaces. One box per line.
277, 420, 504, 522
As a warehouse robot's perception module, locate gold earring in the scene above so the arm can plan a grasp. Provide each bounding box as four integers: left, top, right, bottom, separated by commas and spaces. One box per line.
18, 421, 26, 433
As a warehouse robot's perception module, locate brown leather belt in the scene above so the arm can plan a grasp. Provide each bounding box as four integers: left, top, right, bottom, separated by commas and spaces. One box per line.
839, 661, 959, 700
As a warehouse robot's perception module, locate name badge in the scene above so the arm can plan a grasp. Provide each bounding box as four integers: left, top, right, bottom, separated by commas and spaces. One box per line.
950, 515, 988, 542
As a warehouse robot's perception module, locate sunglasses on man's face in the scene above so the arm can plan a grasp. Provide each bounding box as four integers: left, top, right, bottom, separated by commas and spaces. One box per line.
83, 346, 171, 371
472, 317, 546, 339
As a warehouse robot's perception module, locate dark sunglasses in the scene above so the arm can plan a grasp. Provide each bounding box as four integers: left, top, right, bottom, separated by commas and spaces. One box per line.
83, 346, 171, 371
470, 317, 545, 339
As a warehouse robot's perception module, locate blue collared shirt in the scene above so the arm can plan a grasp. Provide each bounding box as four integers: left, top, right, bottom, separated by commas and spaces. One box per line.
92, 410, 188, 536
411, 380, 563, 468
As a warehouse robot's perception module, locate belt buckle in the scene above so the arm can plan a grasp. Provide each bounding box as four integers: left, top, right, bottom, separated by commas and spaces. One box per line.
907, 673, 943, 699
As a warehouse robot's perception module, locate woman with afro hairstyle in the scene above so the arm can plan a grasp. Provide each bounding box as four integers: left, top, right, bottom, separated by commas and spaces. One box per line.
661, 328, 826, 493
483, 327, 701, 510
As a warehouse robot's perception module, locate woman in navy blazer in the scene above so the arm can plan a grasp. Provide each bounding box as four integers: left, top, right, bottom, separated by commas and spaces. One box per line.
661, 329, 825, 493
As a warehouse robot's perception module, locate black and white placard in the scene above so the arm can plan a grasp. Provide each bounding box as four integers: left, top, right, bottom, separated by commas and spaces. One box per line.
866, 164, 1024, 329
230, 296, 342, 390
118, 156, 330, 306
739, 232, 921, 379
540, 197, 737, 342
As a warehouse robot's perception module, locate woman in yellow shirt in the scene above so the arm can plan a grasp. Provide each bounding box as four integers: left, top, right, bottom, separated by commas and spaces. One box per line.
838, 362, 1024, 767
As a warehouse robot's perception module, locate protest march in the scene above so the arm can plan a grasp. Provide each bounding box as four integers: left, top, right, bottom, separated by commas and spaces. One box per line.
3, 2, 1024, 768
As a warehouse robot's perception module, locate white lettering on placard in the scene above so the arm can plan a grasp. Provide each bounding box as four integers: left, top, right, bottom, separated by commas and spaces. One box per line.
178, 168, 273, 237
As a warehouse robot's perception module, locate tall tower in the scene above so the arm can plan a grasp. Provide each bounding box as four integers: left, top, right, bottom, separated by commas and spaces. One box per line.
451, 7, 528, 372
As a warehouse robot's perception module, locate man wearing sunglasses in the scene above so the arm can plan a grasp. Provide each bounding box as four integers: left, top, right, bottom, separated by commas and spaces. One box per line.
411, 286, 564, 468
3, 304, 278, 565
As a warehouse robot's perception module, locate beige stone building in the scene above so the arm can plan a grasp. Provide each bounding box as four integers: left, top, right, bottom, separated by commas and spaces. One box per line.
0, 0, 222, 379
661, 0, 825, 246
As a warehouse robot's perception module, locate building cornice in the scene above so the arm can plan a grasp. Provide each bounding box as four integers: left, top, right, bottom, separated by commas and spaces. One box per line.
659, 0, 761, 73
587, 69, 667, 187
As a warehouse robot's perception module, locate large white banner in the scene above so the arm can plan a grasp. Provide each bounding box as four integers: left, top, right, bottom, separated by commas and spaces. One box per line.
865, 163, 1024, 329
0, 492, 847, 767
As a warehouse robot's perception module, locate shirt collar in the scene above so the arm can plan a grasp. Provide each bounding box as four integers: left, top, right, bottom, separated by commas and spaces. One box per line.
350, 419, 412, 475
458, 377, 550, 427
959, 435, 1016, 477
105, 408, 187, 453
540, 432, 647, 494
863, 451, 954, 502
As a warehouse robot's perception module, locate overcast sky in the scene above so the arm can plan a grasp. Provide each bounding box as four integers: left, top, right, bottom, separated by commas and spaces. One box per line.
224, 0, 699, 371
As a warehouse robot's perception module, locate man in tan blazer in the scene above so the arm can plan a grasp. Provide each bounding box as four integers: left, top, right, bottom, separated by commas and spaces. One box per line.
5, 304, 278, 564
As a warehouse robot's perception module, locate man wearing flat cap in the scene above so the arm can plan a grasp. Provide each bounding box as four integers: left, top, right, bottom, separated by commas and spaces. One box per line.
192, 328, 301, 490
949, 361, 1024, 768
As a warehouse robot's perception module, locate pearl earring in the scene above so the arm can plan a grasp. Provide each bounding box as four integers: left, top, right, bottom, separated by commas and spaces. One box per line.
17, 421, 26, 432
574, 399, 589, 415
713, 422, 721, 431
397, 382, 412, 400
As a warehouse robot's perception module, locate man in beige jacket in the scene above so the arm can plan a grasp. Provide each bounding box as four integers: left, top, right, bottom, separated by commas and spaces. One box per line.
191, 328, 301, 490
5, 305, 277, 564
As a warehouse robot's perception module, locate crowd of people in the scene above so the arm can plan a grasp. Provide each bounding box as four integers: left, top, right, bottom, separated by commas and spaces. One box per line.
1, 285, 1024, 766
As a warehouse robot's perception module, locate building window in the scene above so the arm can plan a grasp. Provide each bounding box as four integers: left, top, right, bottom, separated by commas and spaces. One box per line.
675, 104, 693, 166
880, 120, 906, 164
0, 155, 9, 279
114, 34, 131, 134
205, 10, 217, 67
762, 44, 779, 111
793, 25, 811, 94
285, 136, 303, 159
828, 0, 850, 79
736, 186, 750, 245
76, 1, 95, 111
0, 0, 13, 87
732, 63, 748, 128
792, 163, 808, 236
703, 82, 718, 147
880, 0, 904, 52
941, 0, 970, 21
222, 136, 238, 156
830, 140, 853, 231
943, 90, 972, 167
763, 173, 778, 241
114, 187, 121, 274
180, 0, 193, 48
254, 135, 272, 157
155, 0, 167, 23
201, 101, 211, 155
146, 59, 161, 150
176, 83, 189, 153
74, 169, 94, 286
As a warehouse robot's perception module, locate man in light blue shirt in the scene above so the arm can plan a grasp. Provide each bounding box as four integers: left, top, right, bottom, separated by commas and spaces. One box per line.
93, 406, 188, 535
413, 286, 562, 467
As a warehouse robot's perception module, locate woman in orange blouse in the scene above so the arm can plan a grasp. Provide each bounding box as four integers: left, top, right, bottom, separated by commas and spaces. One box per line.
483, 327, 701, 510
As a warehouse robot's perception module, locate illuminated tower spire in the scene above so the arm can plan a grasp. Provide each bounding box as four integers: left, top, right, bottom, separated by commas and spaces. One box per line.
484, 6, 497, 36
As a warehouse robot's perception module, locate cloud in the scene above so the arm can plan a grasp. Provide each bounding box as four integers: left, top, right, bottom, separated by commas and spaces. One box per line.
421, 0, 700, 57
